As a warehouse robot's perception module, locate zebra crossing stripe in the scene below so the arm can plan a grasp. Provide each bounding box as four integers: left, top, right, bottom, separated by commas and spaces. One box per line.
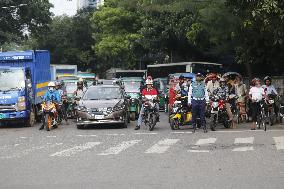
234, 137, 254, 144
145, 139, 180, 154
98, 140, 141, 155
195, 138, 217, 145
232, 137, 254, 152
232, 147, 254, 152
50, 142, 101, 157
273, 136, 284, 150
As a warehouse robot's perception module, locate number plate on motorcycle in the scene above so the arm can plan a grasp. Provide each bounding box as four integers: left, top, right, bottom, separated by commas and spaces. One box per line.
95, 115, 104, 120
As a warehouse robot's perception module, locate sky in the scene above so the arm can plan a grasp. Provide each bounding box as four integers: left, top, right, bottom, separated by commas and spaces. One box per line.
49, 0, 78, 16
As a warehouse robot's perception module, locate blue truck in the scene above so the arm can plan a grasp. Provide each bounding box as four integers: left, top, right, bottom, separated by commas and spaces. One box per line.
0, 50, 51, 127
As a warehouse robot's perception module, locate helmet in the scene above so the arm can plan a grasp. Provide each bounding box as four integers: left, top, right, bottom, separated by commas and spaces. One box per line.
196, 73, 204, 77
220, 78, 226, 82
263, 76, 271, 82
48, 82, 55, 92
48, 82, 55, 87
147, 76, 153, 80
145, 79, 153, 85
179, 75, 185, 80
78, 78, 84, 82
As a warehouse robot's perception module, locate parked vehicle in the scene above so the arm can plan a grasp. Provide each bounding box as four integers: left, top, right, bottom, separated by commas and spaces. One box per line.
209, 95, 232, 130
50, 64, 77, 81
0, 50, 51, 127
76, 84, 130, 129
154, 78, 168, 112
122, 77, 143, 121
41, 100, 58, 131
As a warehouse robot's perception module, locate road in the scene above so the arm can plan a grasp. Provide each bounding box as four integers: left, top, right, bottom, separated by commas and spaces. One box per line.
0, 113, 284, 189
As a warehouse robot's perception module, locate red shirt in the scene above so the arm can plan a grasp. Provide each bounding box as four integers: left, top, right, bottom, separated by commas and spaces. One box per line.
142, 88, 158, 99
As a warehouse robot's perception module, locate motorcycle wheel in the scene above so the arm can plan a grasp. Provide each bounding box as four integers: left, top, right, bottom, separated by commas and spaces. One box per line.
130, 112, 136, 121
210, 115, 217, 131
46, 114, 52, 131
170, 118, 179, 130
149, 114, 156, 131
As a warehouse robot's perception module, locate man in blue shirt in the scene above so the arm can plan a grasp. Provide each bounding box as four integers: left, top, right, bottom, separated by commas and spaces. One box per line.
39, 82, 60, 130
188, 73, 209, 133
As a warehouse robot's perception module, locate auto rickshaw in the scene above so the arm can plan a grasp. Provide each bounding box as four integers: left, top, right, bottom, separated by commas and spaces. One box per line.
154, 78, 168, 112
122, 77, 143, 121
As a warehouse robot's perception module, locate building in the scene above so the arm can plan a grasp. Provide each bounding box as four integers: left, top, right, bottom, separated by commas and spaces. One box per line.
49, 0, 105, 16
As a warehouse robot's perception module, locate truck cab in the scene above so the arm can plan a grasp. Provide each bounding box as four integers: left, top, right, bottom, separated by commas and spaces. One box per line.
0, 51, 51, 127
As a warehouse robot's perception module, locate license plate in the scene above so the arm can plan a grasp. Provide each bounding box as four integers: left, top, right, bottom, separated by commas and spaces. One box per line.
0, 113, 6, 119
95, 115, 104, 120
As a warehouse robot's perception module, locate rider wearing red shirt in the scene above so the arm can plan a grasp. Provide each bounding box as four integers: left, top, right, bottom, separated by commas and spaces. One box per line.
135, 78, 159, 130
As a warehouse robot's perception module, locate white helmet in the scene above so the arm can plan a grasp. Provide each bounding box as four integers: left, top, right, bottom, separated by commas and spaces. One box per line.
145, 79, 153, 85
78, 78, 84, 82
48, 82, 56, 87
48, 82, 55, 92
220, 78, 226, 82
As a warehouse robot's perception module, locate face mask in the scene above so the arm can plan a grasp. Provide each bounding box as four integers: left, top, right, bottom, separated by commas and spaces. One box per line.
49, 87, 54, 92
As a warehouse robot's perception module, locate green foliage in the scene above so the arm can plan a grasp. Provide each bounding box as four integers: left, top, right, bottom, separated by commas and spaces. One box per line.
0, 0, 52, 45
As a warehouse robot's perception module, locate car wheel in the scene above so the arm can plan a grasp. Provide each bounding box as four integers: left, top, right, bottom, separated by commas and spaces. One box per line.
122, 114, 128, 128
130, 112, 136, 121
77, 124, 84, 129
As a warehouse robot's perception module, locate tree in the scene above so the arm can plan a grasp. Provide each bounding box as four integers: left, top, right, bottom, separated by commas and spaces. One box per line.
226, 0, 284, 76
0, 0, 52, 45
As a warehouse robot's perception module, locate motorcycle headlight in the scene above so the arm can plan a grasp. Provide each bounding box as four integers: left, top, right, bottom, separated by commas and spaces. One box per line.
17, 96, 26, 111
212, 102, 219, 108
269, 100, 274, 104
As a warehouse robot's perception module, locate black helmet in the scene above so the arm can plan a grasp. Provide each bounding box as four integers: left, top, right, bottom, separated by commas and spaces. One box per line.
263, 76, 271, 82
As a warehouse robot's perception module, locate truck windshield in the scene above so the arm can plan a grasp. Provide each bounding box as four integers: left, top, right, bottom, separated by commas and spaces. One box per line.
0, 69, 25, 91
83, 87, 122, 100
123, 81, 141, 93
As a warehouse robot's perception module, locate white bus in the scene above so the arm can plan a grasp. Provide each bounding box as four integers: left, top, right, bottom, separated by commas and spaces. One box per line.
147, 62, 223, 78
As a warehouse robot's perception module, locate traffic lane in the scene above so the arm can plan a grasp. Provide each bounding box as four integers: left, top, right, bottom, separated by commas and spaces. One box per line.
0, 137, 283, 189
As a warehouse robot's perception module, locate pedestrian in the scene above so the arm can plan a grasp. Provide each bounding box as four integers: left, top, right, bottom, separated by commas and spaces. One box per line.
188, 73, 209, 133
249, 78, 267, 130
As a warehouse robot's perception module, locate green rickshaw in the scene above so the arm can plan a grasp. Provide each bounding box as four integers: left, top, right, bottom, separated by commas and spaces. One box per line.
122, 77, 143, 121
154, 78, 169, 112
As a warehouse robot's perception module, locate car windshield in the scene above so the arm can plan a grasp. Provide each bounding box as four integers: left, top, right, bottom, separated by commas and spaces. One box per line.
83, 87, 122, 100
66, 83, 77, 94
0, 69, 25, 91
123, 81, 141, 93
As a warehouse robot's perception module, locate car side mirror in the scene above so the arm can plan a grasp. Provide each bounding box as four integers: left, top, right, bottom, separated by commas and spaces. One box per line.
126, 95, 131, 99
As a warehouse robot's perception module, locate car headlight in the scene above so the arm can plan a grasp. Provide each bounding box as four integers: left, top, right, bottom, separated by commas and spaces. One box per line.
77, 106, 86, 111
17, 96, 26, 111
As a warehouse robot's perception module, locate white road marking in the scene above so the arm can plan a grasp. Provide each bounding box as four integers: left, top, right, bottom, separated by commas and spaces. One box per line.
189, 150, 210, 153
234, 137, 254, 144
98, 140, 141, 155
145, 139, 180, 154
195, 138, 217, 145
76, 135, 97, 137
46, 136, 57, 138
1, 143, 63, 159
135, 133, 158, 135
51, 142, 100, 157
14, 144, 20, 147
214, 131, 244, 133
171, 131, 192, 134
19, 137, 27, 139
232, 147, 254, 152
273, 136, 284, 150
106, 134, 125, 136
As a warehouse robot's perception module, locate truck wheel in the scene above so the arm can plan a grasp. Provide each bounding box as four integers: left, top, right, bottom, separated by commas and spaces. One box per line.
25, 111, 35, 127
130, 112, 136, 121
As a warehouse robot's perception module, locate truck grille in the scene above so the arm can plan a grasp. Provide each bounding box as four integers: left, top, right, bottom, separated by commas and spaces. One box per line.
0, 104, 16, 112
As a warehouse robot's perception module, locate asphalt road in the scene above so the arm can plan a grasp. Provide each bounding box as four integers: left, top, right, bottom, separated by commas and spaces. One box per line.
0, 113, 284, 189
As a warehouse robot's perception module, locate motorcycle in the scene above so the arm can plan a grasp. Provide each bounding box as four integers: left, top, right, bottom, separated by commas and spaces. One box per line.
169, 96, 192, 130
265, 94, 277, 126
279, 102, 284, 123
41, 101, 58, 131
209, 95, 232, 130
142, 99, 158, 131
63, 94, 75, 118
127, 93, 141, 121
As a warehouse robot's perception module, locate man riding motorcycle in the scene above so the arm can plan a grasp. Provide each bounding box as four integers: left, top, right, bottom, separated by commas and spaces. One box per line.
135, 79, 159, 130
262, 76, 279, 121
206, 73, 220, 97
39, 82, 61, 130
74, 78, 86, 99
175, 75, 188, 97
213, 78, 234, 123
